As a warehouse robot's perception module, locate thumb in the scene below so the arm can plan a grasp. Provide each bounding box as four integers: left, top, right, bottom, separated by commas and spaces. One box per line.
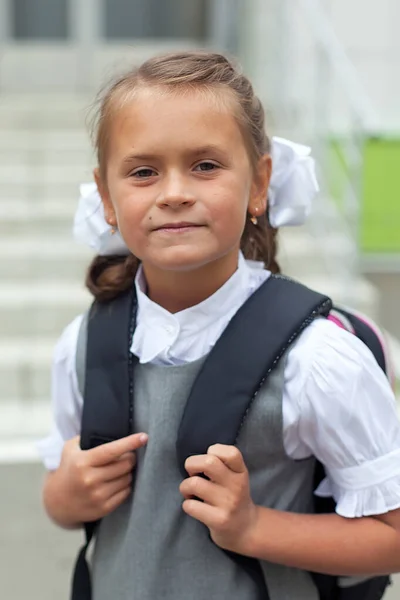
61, 435, 82, 459
64, 435, 81, 450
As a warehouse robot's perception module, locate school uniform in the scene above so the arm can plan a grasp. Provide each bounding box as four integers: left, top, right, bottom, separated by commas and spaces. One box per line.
38, 253, 400, 600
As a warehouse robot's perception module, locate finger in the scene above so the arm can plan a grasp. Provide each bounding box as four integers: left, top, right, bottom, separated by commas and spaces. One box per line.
180, 476, 222, 506
103, 473, 133, 499
104, 487, 132, 514
88, 433, 148, 467
207, 445, 246, 474
185, 454, 228, 483
98, 454, 136, 482
117, 451, 137, 463
182, 499, 223, 528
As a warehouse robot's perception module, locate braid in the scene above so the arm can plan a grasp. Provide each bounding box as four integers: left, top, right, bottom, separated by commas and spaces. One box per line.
85, 254, 139, 303
240, 211, 280, 273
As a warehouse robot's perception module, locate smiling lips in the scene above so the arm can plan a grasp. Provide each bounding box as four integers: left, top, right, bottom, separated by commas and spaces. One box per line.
154, 222, 203, 233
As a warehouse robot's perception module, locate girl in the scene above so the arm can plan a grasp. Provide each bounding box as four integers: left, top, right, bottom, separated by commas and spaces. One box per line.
38, 51, 400, 600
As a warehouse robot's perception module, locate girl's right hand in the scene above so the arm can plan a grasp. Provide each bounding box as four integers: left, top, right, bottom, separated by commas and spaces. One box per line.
43, 433, 148, 528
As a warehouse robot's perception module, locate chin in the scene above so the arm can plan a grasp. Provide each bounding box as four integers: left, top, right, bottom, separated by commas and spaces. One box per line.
148, 246, 220, 272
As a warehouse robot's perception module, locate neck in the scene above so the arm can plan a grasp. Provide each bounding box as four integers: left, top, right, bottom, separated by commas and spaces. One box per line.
142, 251, 240, 313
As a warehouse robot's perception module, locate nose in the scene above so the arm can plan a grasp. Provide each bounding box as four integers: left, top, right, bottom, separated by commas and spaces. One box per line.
156, 173, 195, 210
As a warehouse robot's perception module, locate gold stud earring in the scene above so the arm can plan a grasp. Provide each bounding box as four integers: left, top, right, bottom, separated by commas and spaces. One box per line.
250, 207, 259, 225
107, 220, 117, 235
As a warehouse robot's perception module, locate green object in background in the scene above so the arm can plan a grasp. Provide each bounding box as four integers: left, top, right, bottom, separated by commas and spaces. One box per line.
327, 136, 400, 254
362, 138, 400, 253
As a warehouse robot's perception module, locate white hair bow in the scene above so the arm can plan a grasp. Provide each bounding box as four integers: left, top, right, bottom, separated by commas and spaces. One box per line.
73, 137, 319, 256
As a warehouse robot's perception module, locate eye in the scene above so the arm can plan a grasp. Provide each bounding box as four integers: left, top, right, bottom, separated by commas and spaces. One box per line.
194, 162, 219, 173
131, 168, 156, 178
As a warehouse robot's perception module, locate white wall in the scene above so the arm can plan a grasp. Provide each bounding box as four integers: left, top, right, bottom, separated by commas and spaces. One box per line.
328, 0, 400, 130
240, 0, 400, 135
1, 0, 398, 130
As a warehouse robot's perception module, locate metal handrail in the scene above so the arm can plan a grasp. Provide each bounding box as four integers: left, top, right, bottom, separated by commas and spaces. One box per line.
288, 0, 379, 306
299, 0, 378, 131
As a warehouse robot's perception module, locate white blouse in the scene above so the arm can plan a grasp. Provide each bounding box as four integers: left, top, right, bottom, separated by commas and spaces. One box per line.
37, 254, 400, 519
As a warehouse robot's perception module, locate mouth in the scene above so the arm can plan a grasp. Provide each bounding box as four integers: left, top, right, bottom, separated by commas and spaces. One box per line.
154, 222, 204, 233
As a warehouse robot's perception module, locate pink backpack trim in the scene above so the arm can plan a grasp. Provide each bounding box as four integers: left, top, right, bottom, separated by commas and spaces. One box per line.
328, 309, 396, 391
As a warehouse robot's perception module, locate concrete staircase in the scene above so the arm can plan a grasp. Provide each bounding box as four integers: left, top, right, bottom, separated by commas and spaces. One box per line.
0, 95, 95, 461
0, 93, 387, 462
278, 228, 380, 317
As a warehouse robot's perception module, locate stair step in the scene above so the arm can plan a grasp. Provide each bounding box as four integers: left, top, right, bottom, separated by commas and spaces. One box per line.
0, 281, 90, 307
0, 399, 54, 462
0, 233, 92, 261
0, 338, 55, 366
278, 228, 354, 256
0, 200, 78, 235
0, 92, 92, 109
0, 129, 89, 148
294, 273, 380, 319
0, 181, 88, 201
0, 339, 55, 402
0, 257, 89, 280
0, 165, 92, 183
0, 236, 93, 280
278, 229, 354, 274
0, 281, 90, 336
0, 439, 43, 463
1, 199, 77, 217
1, 107, 89, 127
0, 236, 90, 256
0, 149, 93, 167
0, 400, 52, 439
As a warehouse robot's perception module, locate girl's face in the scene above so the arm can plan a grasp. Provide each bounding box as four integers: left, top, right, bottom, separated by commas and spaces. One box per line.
95, 87, 271, 275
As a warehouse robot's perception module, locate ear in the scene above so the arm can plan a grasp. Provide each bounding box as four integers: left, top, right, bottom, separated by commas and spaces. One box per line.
93, 168, 117, 227
248, 154, 272, 218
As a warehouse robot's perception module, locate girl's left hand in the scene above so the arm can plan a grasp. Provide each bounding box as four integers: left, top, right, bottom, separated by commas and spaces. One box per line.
179, 444, 259, 555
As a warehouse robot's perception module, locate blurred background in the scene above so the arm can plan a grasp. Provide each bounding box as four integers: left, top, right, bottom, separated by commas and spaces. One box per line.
0, 0, 399, 598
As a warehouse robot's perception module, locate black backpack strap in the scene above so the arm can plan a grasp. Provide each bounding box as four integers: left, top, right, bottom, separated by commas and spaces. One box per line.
337, 576, 391, 600
176, 276, 392, 600
71, 286, 137, 600
80, 287, 137, 450
71, 529, 95, 600
312, 573, 391, 600
176, 275, 331, 600
177, 275, 332, 468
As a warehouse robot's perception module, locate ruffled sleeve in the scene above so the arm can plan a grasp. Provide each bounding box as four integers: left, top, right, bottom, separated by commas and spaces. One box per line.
315, 451, 400, 517
295, 319, 400, 518
36, 314, 84, 470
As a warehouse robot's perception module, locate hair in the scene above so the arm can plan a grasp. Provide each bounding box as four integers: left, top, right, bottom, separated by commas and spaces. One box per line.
86, 51, 280, 302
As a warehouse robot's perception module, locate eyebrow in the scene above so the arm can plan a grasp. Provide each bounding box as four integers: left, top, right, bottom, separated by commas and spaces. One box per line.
189, 144, 228, 158
122, 153, 157, 163
121, 145, 228, 163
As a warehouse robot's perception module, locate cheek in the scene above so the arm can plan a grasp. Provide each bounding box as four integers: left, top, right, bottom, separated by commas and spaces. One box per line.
110, 185, 147, 224
109, 189, 150, 248
206, 180, 249, 228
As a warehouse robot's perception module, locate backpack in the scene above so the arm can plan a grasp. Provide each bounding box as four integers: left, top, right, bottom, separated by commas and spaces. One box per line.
71, 274, 393, 600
